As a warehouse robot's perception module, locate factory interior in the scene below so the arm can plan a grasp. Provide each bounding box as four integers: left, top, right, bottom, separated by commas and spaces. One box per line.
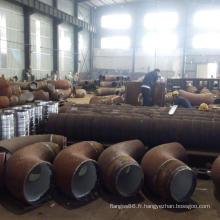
0, 0, 220, 219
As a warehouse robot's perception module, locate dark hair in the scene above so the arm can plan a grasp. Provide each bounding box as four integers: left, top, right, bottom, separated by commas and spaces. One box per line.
154, 68, 160, 72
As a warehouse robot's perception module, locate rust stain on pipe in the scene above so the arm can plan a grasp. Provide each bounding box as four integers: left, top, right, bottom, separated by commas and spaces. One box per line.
141, 142, 196, 202
5, 142, 60, 204
53, 141, 103, 199
98, 140, 146, 197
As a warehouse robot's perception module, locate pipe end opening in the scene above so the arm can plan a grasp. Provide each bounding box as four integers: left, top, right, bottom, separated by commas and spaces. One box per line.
24, 163, 53, 204
116, 164, 143, 197
170, 168, 196, 202
72, 161, 97, 199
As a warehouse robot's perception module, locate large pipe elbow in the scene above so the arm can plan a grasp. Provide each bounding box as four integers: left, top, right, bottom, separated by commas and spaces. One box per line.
98, 140, 147, 197
211, 156, 220, 190
141, 142, 196, 202
53, 141, 104, 199
0, 134, 67, 154
5, 142, 60, 205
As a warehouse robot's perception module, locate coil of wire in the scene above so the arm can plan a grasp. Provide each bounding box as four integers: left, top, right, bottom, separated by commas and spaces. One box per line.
15, 109, 29, 137
22, 105, 36, 135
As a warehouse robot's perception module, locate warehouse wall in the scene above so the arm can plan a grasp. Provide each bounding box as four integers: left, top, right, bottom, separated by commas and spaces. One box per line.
94, 0, 220, 79
0, 0, 92, 80
58, 24, 74, 78
0, 0, 24, 79
78, 4, 91, 74
30, 13, 53, 79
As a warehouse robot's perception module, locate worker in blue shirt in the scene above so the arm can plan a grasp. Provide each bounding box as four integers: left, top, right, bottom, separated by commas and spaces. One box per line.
172, 91, 192, 108
141, 68, 161, 106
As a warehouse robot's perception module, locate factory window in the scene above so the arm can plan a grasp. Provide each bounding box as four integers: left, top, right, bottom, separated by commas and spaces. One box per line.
192, 33, 220, 49
101, 14, 131, 30
144, 12, 178, 30
193, 10, 220, 48
143, 32, 178, 53
101, 36, 130, 49
0, 14, 7, 68
143, 12, 178, 53
194, 10, 220, 30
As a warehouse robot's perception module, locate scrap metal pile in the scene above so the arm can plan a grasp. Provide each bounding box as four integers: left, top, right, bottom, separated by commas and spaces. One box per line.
1, 135, 220, 209
47, 103, 220, 152
0, 77, 73, 108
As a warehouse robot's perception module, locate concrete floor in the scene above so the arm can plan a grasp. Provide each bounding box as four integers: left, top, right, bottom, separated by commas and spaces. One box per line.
0, 179, 219, 220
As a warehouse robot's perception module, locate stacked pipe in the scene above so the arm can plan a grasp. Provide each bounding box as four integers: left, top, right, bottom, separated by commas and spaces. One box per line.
95, 74, 129, 96
46, 103, 220, 152
0, 77, 35, 108
77, 80, 99, 91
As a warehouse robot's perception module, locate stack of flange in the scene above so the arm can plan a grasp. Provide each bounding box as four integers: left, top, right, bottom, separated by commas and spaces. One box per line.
0, 112, 15, 140
34, 103, 43, 133
44, 102, 58, 120
22, 105, 36, 135
14, 109, 29, 137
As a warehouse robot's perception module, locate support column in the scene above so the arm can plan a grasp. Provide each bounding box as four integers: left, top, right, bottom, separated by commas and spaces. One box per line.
74, 1, 79, 74
52, 0, 59, 73
23, 7, 31, 72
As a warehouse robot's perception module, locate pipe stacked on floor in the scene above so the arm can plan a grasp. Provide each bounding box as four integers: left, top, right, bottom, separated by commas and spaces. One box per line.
53, 141, 103, 199
5, 142, 61, 204
98, 140, 146, 197
141, 142, 196, 202
47, 104, 220, 151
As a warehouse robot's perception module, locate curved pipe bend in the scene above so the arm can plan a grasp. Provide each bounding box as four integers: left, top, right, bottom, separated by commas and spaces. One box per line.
53, 141, 104, 199
141, 142, 196, 202
0, 134, 67, 154
211, 156, 220, 190
5, 142, 61, 205
98, 140, 147, 197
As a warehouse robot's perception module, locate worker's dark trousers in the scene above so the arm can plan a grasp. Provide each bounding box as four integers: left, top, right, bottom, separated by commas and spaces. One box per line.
141, 86, 152, 106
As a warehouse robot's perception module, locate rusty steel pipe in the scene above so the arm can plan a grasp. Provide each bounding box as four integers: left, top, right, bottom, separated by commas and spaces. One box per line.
0, 96, 9, 108
10, 85, 21, 96
32, 90, 50, 101
47, 105, 220, 151
98, 140, 146, 197
51, 88, 72, 101
29, 80, 48, 91
100, 81, 119, 88
95, 87, 125, 96
53, 141, 103, 199
141, 143, 196, 202
75, 89, 86, 98
5, 142, 60, 204
47, 80, 72, 90
0, 134, 67, 154
179, 90, 214, 105
89, 95, 123, 105
0, 77, 8, 88
9, 95, 19, 106
211, 156, 220, 190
